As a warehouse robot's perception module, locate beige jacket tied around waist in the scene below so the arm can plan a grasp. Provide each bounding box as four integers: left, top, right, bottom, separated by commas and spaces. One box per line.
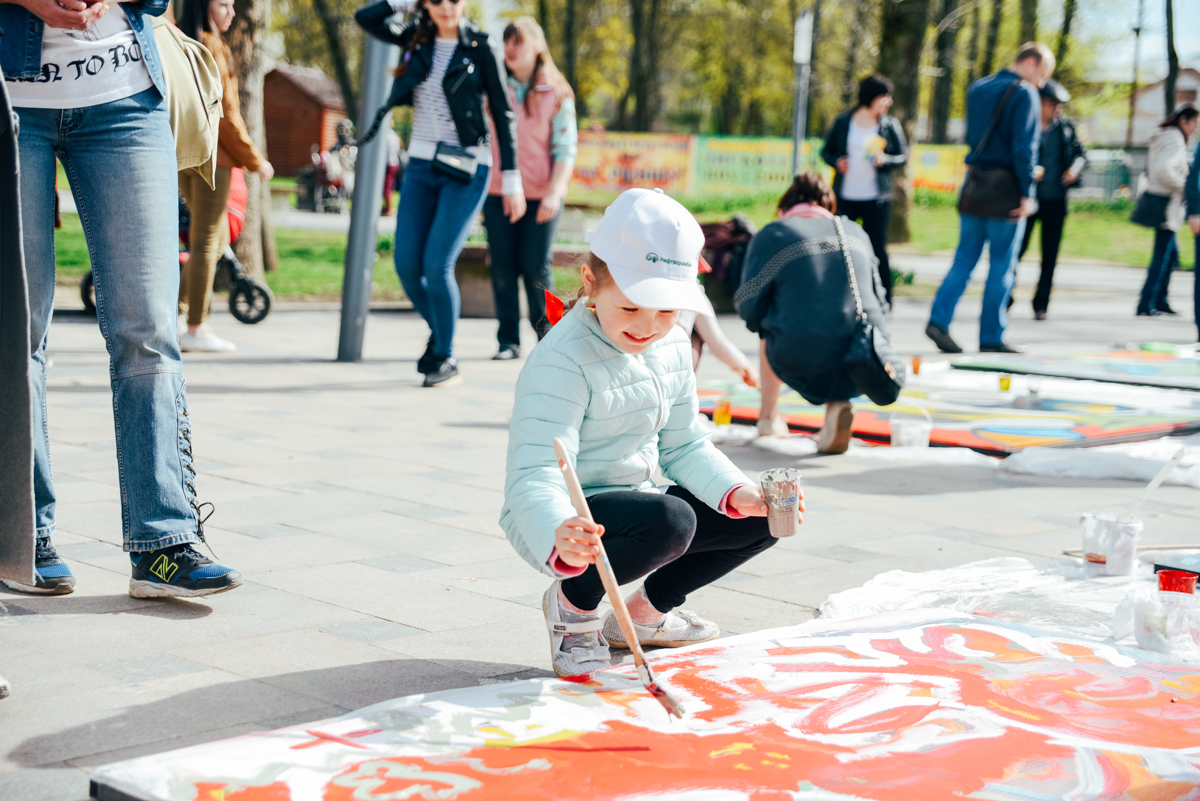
152, 17, 223, 188
1144, 126, 1192, 232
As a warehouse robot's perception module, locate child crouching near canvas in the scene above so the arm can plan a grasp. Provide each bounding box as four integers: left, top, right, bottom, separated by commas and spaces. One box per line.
500, 188, 805, 676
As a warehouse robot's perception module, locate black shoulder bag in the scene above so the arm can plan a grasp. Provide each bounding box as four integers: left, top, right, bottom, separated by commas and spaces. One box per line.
957, 82, 1024, 219
835, 216, 905, 406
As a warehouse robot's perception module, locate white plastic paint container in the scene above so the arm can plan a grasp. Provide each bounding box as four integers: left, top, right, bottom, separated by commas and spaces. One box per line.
889, 406, 934, 449
1080, 512, 1142, 576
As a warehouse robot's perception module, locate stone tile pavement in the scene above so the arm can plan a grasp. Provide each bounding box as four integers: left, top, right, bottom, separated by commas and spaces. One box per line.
2, 280, 1199, 800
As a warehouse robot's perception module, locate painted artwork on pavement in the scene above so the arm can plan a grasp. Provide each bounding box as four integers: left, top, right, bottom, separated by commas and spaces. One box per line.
953, 348, 1200, 391
698, 380, 1200, 455
90, 611, 1200, 801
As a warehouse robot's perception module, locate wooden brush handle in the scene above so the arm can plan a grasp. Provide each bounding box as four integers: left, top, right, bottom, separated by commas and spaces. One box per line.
553, 438, 648, 670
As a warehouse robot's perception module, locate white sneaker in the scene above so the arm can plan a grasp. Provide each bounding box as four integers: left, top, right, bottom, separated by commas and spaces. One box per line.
179, 324, 237, 353
542, 581, 610, 677
756, 414, 789, 438
177, 313, 187, 337
602, 608, 719, 649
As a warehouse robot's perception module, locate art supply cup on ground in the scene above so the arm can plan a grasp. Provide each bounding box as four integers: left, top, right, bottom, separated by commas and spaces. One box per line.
1080, 512, 1142, 577
759, 469, 801, 538
714, 399, 733, 427
1159, 570, 1198, 594
889, 406, 933, 448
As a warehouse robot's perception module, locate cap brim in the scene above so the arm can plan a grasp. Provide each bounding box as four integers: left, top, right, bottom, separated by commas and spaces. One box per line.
607, 263, 714, 316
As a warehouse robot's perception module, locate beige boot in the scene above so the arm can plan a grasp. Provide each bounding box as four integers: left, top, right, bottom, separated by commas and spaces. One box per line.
816, 401, 854, 454
756, 414, 789, 438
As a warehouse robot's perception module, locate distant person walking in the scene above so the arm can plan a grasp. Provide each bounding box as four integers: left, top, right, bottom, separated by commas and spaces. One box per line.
483, 17, 577, 361
1012, 79, 1086, 320
926, 43, 1055, 354
177, 0, 274, 353
1135, 105, 1198, 317
820, 74, 909, 306
383, 128, 403, 216
1186, 134, 1200, 340
356, 0, 524, 388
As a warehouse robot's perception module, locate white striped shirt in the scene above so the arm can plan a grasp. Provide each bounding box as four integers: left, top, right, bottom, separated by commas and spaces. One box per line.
409, 39, 470, 157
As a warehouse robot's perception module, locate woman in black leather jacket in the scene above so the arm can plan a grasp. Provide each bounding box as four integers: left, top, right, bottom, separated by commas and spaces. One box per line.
357, 0, 525, 387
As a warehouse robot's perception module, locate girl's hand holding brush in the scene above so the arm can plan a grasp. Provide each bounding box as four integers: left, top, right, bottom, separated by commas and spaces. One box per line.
554, 518, 604, 568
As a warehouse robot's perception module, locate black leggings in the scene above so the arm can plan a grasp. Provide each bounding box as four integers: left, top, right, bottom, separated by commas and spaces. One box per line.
560, 486, 776, 614
837, 198, 893, 304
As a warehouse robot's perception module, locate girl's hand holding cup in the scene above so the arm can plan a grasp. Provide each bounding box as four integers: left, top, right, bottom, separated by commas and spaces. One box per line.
554, 516, 603, 567
729, 485, 777, 518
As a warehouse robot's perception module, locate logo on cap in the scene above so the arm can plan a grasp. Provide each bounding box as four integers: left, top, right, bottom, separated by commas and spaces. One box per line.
646, 252, 691, 267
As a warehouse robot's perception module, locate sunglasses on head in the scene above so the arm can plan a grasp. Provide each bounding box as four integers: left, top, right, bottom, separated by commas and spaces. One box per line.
427, 0, 463, 5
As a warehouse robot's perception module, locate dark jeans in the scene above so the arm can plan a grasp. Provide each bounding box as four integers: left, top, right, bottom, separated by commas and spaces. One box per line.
1138, 228, 1179, 314
1015, 198, 1067, 313
560, 486, 775, 614
482, 195, 559, 349
393, 158, 491, 359
837, 198, 893, 304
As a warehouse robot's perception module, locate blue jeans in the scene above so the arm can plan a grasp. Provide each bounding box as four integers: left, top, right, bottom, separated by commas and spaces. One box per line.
482, 195, 559, 349
393, 158, 490, 358
929, 212, 1025, 346
1137, 228, 1178, 314
18, 88, 200, 553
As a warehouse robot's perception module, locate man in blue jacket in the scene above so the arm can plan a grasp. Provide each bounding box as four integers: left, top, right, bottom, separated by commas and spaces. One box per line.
1185, 141, 1200, 342
926, 43, 1056, 354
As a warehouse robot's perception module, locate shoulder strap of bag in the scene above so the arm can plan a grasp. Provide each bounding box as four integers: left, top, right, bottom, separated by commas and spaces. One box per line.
833, 216, 864, 322
974, 81, 1022, 158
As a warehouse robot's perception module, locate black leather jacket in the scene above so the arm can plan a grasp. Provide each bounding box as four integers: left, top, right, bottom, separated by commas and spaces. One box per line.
355, 0, 517, 172
820, 111, 909, 203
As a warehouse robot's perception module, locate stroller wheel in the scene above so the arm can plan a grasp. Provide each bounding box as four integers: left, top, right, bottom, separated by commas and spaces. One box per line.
80, 270, 97, 314
229, 277, 273, 324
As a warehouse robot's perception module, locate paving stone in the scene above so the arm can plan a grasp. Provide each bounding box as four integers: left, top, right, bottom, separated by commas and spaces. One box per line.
318, 619, 424, 643
357, 554, 445, 574
0, 764, 91, 801
91, 654, 212, 683
230, 522, 308, 539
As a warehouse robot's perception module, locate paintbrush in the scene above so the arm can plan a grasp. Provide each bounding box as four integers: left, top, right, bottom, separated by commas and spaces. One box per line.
553, 438, 686, 719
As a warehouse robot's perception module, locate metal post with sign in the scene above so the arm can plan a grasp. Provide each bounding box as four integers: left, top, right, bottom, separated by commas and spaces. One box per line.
791, 10, 813, 176
337, 36, 399, 363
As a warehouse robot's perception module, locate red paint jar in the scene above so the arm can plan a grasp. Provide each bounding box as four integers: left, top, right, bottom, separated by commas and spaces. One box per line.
1158, 570, 1198, 594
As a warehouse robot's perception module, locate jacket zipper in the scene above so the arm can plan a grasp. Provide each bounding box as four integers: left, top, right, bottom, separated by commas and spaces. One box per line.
638, 356, 667, 484
448, 62, 473, 94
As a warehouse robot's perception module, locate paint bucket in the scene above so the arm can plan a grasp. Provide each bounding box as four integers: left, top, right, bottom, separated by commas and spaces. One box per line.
1133, 589, 1200, 655
1080, 512, 1142, 576
889, 406, 934, 448
759, 468, 801, 538
714, 399, 732, 427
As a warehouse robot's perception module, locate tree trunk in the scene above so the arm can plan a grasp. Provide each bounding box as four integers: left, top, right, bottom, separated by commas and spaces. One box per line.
1056, 0, 1076, 66
930, 0, 961, 144
842, 0, 867, 108
1019, 0, 1036, 43
538, 0, 551, 49
227, 0, 274, 277
628, 0, 648, 130
877, 0, 930, 243
805, 0, 822, 136
1165, 0, 1178, 115
563, 0, 584, 116
981, 0, 1002, 76
310, 0, 358, 123
963, 0, 980, 114
261, 182, 279, 273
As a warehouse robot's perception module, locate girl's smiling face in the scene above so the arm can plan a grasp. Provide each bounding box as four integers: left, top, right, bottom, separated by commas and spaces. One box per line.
582, 262, 679, 354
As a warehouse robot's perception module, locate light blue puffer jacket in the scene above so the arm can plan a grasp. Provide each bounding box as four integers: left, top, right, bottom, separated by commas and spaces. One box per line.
500, 302, 751, 576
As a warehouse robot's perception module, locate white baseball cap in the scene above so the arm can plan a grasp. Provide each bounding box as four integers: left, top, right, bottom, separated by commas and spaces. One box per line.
584, 188, 710, 314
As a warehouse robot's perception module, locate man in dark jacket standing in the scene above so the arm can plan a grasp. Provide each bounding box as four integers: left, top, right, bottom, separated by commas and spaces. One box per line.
926, 43, 1055, 353
1185, 140, 1200, 342
1014, 79, 1086, 320
821, 74, 909, 305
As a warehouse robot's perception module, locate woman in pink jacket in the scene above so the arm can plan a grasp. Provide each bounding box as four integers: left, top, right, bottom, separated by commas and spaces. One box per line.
484, 17, 577, 361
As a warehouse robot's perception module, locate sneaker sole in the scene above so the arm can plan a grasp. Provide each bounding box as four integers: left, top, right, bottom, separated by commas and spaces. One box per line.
129, 577, 244, 598
1, 577, 75, 595
423, 375, 463, 389
606, 632, 720, 649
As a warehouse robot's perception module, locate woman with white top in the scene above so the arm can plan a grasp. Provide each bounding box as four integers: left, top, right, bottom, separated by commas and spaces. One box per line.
1, 0, 244, 596
820, 74, 909, 305
357, 0, 524, 387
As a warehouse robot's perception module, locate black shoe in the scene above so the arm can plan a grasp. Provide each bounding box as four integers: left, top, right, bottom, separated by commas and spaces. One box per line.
0, 675, 9, 699
1158, 303, 1178, 315
422, 356, 462, 388
1136, 309, 1163, 317
1033, 310, 1047, 321
924, 323, 962, 354
980, 341, 1024, 353
417, 335, 437, 374
0, 538, 75, 595
492, 346, 520, 361
129, 543, 243, 598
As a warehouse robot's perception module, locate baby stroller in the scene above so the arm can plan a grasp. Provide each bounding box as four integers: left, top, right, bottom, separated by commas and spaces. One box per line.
80, 169, 273, 324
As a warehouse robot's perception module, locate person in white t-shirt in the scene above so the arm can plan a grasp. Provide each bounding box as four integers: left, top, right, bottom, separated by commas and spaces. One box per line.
1, 0, 244, 598
820, 74, 909, 305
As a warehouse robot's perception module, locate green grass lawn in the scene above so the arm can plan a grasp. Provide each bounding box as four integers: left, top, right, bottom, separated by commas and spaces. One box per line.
53, 197, 1193, 301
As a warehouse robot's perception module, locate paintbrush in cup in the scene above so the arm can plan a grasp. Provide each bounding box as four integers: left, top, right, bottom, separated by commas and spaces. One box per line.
552, 437, 686, 719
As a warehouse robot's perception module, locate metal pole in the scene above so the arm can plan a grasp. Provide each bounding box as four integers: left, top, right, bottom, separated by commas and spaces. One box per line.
791, 10, 813, 175
1125, 0, 1143, 149
338, 36, 399, 362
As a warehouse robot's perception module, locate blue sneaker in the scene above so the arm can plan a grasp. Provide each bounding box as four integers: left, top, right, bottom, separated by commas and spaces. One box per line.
1, 539, 76, 595
129, 544, 243, 598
